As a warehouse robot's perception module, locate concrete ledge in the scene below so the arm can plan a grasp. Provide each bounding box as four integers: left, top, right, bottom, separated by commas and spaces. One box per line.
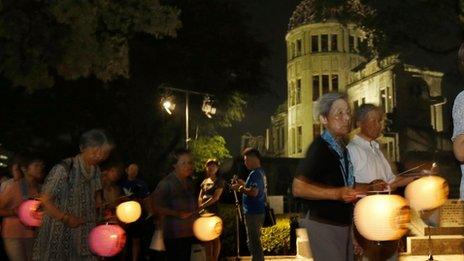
406, 235, 464, 255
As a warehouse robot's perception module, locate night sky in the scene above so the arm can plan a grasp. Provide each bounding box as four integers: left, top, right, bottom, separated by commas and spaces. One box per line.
220, 0, 301, 154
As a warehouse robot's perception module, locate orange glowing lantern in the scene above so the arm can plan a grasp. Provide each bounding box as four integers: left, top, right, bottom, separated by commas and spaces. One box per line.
193, 213, 223, 241
354, 194, 410, 241
116, 201, 141, 223
405, 176, 449, 211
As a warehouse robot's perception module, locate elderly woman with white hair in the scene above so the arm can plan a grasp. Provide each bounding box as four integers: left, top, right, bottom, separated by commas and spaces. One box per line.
292, 92, 359, 261
33, 129, 115, 261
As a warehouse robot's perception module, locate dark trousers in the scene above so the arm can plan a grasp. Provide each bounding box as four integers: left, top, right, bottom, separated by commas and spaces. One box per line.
164, 237, 193, 261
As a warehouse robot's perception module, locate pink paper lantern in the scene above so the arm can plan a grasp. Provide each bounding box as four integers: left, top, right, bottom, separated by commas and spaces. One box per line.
88, 224, 126, 257
18, 199, 42, 227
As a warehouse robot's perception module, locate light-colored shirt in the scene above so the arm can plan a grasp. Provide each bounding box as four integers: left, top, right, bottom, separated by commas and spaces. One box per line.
347, 135, 396, 184
452, 90, 464, 199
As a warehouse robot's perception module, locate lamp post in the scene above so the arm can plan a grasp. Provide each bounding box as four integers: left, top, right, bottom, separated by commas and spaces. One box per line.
159, 86, 215, 149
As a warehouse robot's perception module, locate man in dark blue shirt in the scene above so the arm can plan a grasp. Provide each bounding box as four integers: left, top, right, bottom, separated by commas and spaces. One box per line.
232, 148, 266, 261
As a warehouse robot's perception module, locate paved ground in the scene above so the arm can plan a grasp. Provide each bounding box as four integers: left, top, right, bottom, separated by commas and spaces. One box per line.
226, 255, 464, 261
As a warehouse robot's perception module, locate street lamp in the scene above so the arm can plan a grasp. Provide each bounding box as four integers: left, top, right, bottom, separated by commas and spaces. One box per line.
161, 96, 176, 115
202, 96, 216, 118
159, 86, 216, 148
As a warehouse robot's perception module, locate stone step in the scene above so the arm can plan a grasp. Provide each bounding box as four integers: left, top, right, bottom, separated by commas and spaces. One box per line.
424, 227, 464, 236
406, 235, 464, 255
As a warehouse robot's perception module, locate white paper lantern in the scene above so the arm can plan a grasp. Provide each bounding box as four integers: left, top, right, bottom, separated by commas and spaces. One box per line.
193, 213, 223, 241
354, 194, 410, 241
116, 201, 142, 223
405, 176, 449, 211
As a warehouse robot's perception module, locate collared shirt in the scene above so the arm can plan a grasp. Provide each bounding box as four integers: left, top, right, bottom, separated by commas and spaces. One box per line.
321, 130, 355, 187
153, 172, 197, 238
295, 135, 354, 225
347, 135, 396, 184
452, 90, 464, 199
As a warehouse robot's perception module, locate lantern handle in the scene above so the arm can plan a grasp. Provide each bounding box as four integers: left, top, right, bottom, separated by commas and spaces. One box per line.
396, 163, 426, 176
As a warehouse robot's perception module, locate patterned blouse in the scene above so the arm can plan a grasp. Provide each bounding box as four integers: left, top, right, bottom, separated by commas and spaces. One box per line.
33, 155, 102, 261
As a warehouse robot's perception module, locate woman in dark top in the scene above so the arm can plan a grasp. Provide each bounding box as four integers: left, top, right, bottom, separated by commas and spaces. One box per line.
292, 92, 360, 261
198, 158, 224, 261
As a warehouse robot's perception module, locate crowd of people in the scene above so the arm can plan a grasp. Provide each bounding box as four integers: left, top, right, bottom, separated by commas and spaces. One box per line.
0, 129, 265, 261
0, 90, 461, 261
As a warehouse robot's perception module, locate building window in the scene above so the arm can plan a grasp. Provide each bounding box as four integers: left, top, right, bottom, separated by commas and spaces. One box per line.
331, 74, 339, 91
352, 100, 359, 128
296, 79, 301, 104
388, 141, 394, 161
289, 82, 295, 106
291, 128, 296, 154
313, 124, 321, 139
321, 34, 328, 52
311, 35, 319, 52
312, 75, 320, 101
349, 35, 355, 52
322, 75, 329, 94
296, 39, 302, 56
331, 34, 338, 51
353, 100, 359, 112
380, 89, 386, 111
290, 42, 296, 58
297, 126, 302, 153
275, 127, 280, 150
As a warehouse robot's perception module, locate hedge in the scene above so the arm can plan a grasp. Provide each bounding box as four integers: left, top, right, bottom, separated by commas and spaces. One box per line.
217, 204, 297, 256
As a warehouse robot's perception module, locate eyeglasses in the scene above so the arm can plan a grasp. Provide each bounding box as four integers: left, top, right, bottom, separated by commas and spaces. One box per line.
330, 109, 351, 119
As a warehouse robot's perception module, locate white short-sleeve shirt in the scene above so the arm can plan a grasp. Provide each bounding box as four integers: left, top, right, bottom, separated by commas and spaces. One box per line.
347, 135, 396, 184
452, 90, 464, 199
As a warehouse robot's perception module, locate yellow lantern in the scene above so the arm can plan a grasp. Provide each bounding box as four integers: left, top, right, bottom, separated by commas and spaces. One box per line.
193, 213, 223, 241
354, 194, 410, 241
116, 201, 142, 223
405, 176, 449, 211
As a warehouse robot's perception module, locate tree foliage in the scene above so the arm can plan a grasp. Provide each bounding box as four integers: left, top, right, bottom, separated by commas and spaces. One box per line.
189, 135, 231, 172
0, 0, 180, 91
356, 0, 461, 60
304, 0, 462, 67
0, 0, 268, 184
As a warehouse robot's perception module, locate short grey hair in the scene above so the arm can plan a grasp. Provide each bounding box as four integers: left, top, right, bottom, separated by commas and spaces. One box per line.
355, 103, 383, 123
79, 129, 114, 150
314, 92, 348, 121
